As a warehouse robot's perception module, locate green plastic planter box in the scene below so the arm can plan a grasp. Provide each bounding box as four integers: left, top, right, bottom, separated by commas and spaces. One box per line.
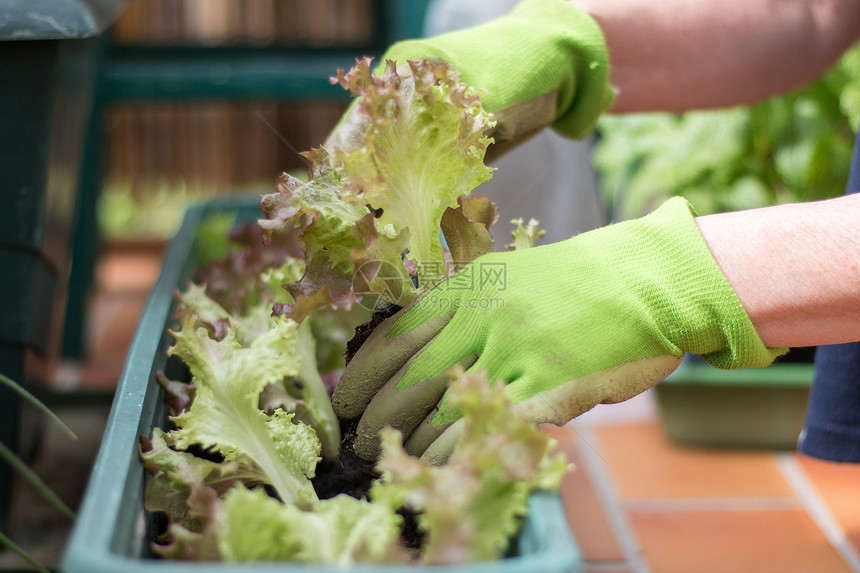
655, 357, 814, 450
61, 197, 584, 573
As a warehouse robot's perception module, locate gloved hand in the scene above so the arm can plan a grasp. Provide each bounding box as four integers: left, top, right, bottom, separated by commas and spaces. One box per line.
332, 198, 786, 463
325, 0, 615, 159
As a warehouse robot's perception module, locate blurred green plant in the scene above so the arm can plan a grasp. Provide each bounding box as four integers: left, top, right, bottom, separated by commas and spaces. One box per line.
97, 176, 272, 242
593, 42, 860, 220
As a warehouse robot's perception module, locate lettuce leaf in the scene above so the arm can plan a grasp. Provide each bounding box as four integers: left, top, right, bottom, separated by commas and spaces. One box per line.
166, 315, 321, 505
332, 58, 496, 289
195, 218, 304, 316
146, 360, 569, 565
371, 367, 570, 565
151, 484, 222, 561
215, 487, 406, 564
145, 56, 563, 567
259, 57, 496, 317
259, 150, 368, 273
140, 428, 266, 531
439, 195, 498, 269
507, 217, 546, 251
173, 283, 341, 460
154, 485, 406, 564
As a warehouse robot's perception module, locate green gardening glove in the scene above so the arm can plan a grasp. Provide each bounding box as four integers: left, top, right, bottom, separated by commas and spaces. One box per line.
332, 198, 787, 463
326, 0, 615, 158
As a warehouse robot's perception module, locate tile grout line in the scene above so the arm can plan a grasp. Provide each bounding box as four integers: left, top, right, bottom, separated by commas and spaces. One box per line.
777, 453, 860, 573
571, 422, 651, 573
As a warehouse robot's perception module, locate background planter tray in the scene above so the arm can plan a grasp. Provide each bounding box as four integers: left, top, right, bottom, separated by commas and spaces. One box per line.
656, 357, 814, 450
60, 197, 584, 573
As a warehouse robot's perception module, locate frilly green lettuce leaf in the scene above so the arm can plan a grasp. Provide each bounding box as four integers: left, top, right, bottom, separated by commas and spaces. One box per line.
288, 317, 342, 457
140, 428, 266, 530
215, 487, 406, 564
167, 315, 321, 505
173, 284, 341, 459
148, 336, 569, 566
371, 367, 570, 565
259, 57, 497, 317
259, 150, 368, 274
506, 217, 546, 251
333, 58, 496, 291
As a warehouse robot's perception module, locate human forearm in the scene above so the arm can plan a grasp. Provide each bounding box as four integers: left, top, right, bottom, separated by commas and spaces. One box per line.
696, 194, 860, 348
570, 0, 860, 113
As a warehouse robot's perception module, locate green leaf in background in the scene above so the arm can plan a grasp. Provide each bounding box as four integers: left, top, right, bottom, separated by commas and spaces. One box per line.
594, 41, 860, 220
194, 211, 238, 268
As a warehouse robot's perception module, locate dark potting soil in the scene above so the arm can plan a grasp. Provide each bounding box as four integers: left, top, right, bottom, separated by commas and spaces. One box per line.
344, 303, 402, 365
310, 303, 425, 551
309, 301, 404, 503
310, 416, 424, 551
312, 417, 378, 500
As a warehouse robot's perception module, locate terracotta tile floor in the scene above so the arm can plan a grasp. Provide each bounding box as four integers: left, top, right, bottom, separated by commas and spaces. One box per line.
551, 395, 860, 573
3, 243, 860, 573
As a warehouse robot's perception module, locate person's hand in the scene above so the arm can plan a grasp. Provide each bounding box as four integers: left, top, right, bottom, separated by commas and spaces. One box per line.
332, 198, 785, 463
325, 0, 615, 160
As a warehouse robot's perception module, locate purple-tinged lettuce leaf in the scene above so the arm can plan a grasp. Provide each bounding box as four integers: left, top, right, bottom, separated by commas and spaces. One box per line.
259, 148, 368, 275
258, 57, 496, 316
260, 151, 412, 319
272, 257, 359, 324
155, 371, 195, 416
440, 195, 498, 271
151, 484, 222, 561
332, 58, 496, 293
195, 219, 303, 316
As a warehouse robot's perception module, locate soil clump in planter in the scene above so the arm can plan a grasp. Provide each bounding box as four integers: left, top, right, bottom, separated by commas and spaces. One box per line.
311, 303, 424, 550
344, 303, 401, 365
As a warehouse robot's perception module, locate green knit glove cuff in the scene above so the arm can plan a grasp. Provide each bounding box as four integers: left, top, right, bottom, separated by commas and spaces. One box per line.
382, 0, 614, 140
647, 198, 787, 369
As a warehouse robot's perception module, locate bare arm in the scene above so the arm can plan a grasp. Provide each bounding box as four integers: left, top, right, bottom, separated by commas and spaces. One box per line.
696, 194, 860, 348
570, 0, 860, 113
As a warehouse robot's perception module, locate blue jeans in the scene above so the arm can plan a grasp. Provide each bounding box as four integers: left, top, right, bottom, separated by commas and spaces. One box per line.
796, 123, 860, 462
